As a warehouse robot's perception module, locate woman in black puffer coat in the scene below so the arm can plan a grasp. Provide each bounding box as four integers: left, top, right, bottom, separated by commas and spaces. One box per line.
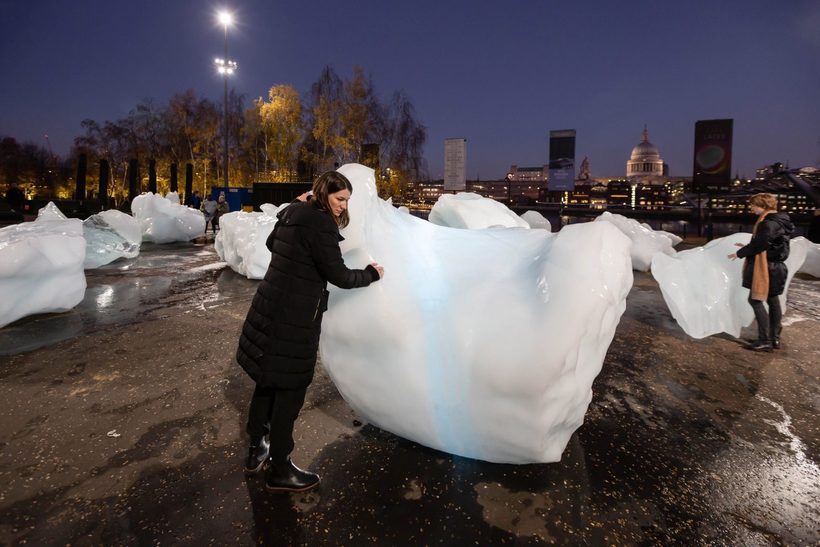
729, 193, 793, 351
236, 171, 384, 492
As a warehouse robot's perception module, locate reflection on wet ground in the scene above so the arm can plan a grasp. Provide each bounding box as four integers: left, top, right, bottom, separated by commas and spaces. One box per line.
0, 241, 258, 355
0, 241, 818, 544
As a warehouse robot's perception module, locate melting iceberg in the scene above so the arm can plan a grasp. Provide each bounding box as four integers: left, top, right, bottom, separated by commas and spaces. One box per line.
215, 204, 286, 280
641, 222, 682, 246
131, 193, 205, 243
82, 210, 142, 269
38, 202, 142, 268
651, 233, 807, 339
317, 164, 634, 464
792, 236, 820, 278
36, 201, 69, 221
429, 192, 530, 229
520, 210, 552, 231
0, 210, 86, 328
594, 211, 677, 271
595, 211, 677, 272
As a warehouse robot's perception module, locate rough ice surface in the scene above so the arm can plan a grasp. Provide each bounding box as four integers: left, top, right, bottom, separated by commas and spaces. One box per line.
641, 222, 682, 246
36, 201, 68, 221
131, 192, 205, 244
429, 192, 530, 229
215, 204, 287, 279
0, 210, 86, 328
36, 202, 141, 268
82, 210, 142, 269
165, 191, 180, 204
520, 210, 552, 231
792, 236, 820, 278
651, 233, 807, 339
319, 164, 634, 464
594, 211, 677, 271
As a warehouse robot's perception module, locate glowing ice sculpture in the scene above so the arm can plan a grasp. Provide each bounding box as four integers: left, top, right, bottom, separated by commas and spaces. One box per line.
165, 191, 180, 204
520, 210, 552, 231
651, 233, 807, 339
429, 192, 530, 229
215, 204, 287, 279
131, 193, 205, 244
792, 237, 820, 278
0, 208, 86, 328
319, 164, 634, 464
594, 211, 676, 271
82, 210, 142, 269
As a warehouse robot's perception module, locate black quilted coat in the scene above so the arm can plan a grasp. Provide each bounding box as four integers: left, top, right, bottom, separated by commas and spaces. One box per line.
236, 200, 380, 388
736, 212, 793, 297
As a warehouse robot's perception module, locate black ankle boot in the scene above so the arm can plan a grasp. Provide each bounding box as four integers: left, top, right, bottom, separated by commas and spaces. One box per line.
265, 457, 320, 492
244, 436, 270, 474
772, 326, 782, 349
748, 339, 772, 351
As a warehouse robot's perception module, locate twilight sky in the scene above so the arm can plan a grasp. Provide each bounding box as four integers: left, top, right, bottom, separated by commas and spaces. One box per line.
1, 0, 818, 180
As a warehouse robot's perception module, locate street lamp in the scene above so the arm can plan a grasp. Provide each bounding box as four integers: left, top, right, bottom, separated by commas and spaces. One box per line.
215, 10, 237, 194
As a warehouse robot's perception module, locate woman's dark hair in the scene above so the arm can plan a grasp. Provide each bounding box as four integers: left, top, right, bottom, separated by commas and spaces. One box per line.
312, 171, 353, 228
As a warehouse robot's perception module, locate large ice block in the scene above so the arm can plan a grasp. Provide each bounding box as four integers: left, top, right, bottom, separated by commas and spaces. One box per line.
318, 164, 634, 464
0, 210, 86, 328
131, 192, 205, 243
520, 210, 552, 231
792, 236, 820, 278
429, 192, 530, 229
595, 211, 676, 271
651, 233, 807, 339
82, 210, 142, 268
215, 203, 287, 279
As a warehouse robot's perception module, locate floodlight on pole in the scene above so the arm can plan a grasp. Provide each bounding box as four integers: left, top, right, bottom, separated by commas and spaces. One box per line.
218, 11, 233, 27
214, 9, 237, 198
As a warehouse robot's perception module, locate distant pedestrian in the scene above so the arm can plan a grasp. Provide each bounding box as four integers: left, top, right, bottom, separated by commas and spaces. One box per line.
5, 182, 25, 212
236, 170, 384, 493
186, 190, 202, 210
214, 191, 230, 231
728, 193, 793, 351
201, 193, 218, 233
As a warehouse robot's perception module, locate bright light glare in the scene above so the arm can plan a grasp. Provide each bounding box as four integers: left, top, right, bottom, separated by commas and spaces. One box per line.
218, 10, 233, 27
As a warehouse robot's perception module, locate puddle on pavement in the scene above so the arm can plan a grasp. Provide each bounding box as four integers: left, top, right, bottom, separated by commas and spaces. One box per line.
0, 243, 258, 356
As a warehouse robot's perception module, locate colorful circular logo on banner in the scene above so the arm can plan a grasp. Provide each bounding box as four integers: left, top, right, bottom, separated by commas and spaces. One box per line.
696, 144, 728, 174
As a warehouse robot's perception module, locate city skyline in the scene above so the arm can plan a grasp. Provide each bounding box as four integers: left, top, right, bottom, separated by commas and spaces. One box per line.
1, 0, 818, 181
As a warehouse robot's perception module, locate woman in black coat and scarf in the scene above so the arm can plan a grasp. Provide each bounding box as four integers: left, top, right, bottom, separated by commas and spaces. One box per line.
236, 171, 384, 492
728, 193, 793, 351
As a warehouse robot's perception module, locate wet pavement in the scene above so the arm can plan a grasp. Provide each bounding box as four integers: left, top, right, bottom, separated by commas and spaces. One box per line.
0, 240, 818, 545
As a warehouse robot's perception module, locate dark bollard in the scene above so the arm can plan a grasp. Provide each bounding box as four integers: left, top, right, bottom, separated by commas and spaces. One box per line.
99, 159, 109, 209
76, 154, 87, 201
185, 163, 193, 204
170, 163, 178, 193
148, 159, 157, 194
128, 158, 139, 205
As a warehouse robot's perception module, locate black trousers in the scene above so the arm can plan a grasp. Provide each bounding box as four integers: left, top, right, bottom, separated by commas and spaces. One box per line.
246, 384, 308, 462
748, 295, 782, 341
